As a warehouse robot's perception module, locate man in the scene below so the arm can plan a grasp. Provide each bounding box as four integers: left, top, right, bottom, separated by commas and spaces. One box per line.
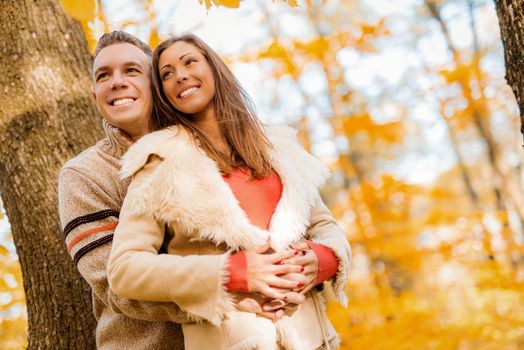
58, 31, 186, 350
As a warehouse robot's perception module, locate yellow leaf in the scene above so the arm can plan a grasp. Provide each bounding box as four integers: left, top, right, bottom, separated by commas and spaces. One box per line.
148, 28, 161, 49
60, 0, 98, 52
257, 39, 298, 78
216, 0, 240, 8
60, 0, 95, 21
294, 36, 329, 60
198, 0, 240, 8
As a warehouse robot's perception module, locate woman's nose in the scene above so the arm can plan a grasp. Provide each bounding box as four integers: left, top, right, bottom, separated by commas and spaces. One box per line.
176, 70, 189, 84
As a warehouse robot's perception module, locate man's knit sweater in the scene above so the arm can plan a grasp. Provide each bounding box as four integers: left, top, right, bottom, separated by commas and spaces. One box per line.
58, 120, 186, 350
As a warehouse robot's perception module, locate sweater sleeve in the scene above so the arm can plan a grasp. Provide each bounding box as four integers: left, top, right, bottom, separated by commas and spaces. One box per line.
306, 195, 351, 306
225, 251, 250, 292
307, 241, 339, 284
58, 166, 189, 323
106, 160, 235, 326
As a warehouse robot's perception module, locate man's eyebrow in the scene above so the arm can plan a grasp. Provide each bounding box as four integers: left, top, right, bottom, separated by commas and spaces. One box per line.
122, 61, 144, 68
94, 62, 144, 76
93, 65, 110, 76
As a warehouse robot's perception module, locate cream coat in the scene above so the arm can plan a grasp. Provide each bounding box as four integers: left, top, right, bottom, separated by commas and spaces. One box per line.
107, 125, 351, 350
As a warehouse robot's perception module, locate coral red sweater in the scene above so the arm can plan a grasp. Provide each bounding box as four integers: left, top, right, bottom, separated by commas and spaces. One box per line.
224, 168, 338, 292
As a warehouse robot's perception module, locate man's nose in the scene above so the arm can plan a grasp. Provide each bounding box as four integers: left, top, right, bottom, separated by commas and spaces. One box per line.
110, 72, 128, 89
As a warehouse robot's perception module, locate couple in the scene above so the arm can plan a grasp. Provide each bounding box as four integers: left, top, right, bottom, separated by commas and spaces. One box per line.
58, 31, 350, 350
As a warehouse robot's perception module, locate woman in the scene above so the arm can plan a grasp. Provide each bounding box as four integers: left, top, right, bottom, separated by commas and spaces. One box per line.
107, 33, 350, 350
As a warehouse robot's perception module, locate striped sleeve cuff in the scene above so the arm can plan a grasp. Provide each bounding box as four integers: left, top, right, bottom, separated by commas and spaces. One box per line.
63, 209, 119, 264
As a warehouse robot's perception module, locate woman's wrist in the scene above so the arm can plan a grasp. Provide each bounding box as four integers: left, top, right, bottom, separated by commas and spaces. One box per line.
225, 251, 250, 292
306, 241, 339, 284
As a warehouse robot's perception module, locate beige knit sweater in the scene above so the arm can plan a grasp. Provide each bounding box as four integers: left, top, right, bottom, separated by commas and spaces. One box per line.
58, 120, 187, 350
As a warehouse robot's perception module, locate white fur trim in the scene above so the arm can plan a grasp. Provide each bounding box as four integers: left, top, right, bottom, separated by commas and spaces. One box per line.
327, 249, 350, 306
119, 128, 176, 179
313, 237, 350, 306
265, 126, 329, 250
276, 317, 303, 350
119, 125, 329, 251
211, 250, 236, 326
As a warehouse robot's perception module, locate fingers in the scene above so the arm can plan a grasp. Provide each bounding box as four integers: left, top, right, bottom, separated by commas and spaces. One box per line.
280, 249, 318, 268
282, 304, 299, 316
267, 249, 300, 263
262, 299, 287, 312
267, 275, 305, 290
259, 285, 287, 300
282, 291, 305, 304
272, 263, 303, 275
279, 272, 308, 284
244, 248, 316, 296
237, 298, 263, 314
237, 297, 283, 321
290, 241, 310, 251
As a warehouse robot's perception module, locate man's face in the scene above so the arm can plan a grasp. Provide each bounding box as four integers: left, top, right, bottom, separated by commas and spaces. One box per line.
92, 43, 152, 139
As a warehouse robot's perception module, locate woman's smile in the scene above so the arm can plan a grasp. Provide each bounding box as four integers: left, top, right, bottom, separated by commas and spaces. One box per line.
178, 85, 200, 99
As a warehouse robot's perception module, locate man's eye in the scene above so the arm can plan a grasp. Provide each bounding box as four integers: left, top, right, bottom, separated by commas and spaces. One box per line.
127, 68, 139, 73
97, 72, 109, 81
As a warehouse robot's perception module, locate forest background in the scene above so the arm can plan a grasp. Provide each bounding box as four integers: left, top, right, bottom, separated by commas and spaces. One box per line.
1, 0, 523, 349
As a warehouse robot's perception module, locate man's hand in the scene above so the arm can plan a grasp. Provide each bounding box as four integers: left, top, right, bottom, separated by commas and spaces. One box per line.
235, 293, 285, 320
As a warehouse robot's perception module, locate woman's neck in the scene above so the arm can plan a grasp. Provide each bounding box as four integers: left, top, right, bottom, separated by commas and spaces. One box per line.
194, 108, 231, 156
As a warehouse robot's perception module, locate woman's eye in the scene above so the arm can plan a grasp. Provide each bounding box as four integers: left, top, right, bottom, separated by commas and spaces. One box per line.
162, 71, 172, 80
186, 58, 197, 65
127, 68, 139, 73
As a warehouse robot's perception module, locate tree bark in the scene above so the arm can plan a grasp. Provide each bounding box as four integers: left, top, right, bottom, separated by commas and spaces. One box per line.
496, 0, 524, 144
0, 0, 103, 348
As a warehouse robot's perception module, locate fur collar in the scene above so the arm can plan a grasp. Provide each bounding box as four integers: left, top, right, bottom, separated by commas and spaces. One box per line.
120, 125, 329, 251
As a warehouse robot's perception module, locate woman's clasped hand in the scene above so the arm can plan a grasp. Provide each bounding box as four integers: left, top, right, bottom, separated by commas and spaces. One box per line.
236, 241, 319, 320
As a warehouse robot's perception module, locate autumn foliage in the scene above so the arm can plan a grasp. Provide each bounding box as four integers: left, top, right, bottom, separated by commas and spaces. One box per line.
1, 0, 523, 349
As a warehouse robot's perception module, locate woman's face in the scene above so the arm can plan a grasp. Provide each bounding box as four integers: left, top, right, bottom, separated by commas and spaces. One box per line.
158, 41, 216, 119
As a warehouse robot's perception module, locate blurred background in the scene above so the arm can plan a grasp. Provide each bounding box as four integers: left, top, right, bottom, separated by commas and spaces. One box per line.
1, 0, 524, 349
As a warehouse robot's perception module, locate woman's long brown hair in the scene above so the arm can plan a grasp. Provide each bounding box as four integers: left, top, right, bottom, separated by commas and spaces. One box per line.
151, 33, 273, 178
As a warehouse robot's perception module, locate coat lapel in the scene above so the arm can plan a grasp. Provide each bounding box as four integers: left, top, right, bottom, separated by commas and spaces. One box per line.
264, 126, 329, 249
121, 125, 329, 251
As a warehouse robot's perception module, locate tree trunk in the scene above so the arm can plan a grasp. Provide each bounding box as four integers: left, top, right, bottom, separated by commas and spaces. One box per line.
496, 0, 524, 144
0, 0, 103, 348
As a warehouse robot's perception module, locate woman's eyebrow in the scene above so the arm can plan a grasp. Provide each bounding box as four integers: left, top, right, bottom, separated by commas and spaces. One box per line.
179, 52, 193, 59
